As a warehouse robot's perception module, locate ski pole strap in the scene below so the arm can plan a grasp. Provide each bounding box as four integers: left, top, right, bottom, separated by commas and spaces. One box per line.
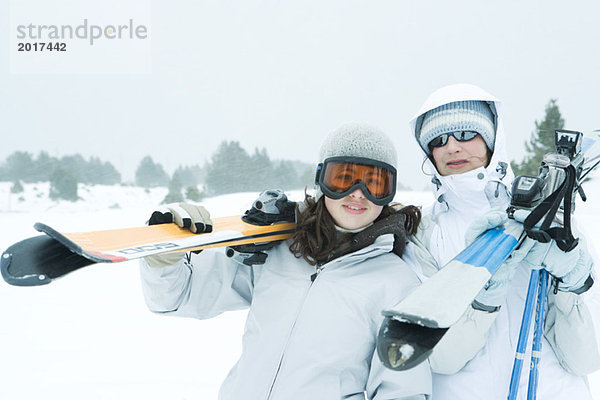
523, 165, 579, 252
546, 165, 578, 251
566, 275, 594, 295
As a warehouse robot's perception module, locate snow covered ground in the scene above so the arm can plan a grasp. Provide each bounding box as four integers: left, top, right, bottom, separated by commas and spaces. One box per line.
0, 182, 599, 399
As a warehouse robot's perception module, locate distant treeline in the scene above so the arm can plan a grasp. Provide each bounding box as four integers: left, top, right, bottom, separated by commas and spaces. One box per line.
0, 141, 315, 200
0, 151, 121, 185
202, 141, 314, 195
133, 141, 314, 195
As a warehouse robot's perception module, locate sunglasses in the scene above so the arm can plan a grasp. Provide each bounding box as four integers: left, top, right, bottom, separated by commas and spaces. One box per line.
315, 157, 396, 206
428, 130, 479, 149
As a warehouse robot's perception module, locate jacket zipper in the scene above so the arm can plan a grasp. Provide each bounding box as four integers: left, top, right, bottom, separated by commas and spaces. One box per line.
265, 265, 325, 399
310, 265, 324, 282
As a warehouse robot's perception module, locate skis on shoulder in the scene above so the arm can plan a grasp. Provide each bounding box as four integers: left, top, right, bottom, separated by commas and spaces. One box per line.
1, 215, 295, 287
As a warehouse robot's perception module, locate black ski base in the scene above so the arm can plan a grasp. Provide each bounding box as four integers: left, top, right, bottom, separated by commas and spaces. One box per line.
377, 316, 448, 371
1, 235, 94, 286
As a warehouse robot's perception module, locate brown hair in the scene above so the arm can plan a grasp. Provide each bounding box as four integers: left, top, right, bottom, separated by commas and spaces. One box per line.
288, 194, 421, 266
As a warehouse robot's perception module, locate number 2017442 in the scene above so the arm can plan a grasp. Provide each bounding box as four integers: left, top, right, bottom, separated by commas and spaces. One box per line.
17, 42, 67, 52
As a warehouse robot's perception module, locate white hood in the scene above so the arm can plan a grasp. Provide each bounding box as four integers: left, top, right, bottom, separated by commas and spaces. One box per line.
409, 83, 515, 218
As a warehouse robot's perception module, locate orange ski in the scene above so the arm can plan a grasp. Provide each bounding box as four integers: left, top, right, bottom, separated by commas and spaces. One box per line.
1, 216, 295, 286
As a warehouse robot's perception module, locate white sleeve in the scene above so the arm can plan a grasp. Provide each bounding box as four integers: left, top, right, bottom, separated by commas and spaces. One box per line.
367, 286, 432, 400
139, 248, 256, 319
406, 218, 444, 280
429, 307, 499, 374
544, 285, 600, 376
367, 349, 431, 400
410, 215, 501, 375
543, 224, 600, 376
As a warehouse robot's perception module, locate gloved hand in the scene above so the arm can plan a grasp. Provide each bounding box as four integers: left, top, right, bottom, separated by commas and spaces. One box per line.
224, 189, 296, 267
519, 238, 593, 293
472, 255, 521, 312
464, 208, 508, 246
466, 210, 529, 312
512, 207, 593, 292
144, 203, 213, 267
242, 189, 296, 226
226, 242, 277, 266
149, 203, 213, 233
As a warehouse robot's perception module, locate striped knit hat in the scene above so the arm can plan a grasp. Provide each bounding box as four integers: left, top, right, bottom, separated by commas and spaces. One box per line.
417, 100, 496, 154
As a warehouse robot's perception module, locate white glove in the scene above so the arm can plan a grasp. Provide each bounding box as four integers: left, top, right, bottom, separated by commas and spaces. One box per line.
472, 263, 516, 312
149, 203, 213, 233
519, 238, 593, 293
466, 209, 530, 312
513, 208, 593, 292
144, 203, 213, 267
464, 209, 508, 246
471, 234, 534, 312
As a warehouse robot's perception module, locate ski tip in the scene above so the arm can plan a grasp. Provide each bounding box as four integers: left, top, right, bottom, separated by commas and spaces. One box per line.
34, 222, 84, 255
1, 251, 52, 286
376, 316, 448, 371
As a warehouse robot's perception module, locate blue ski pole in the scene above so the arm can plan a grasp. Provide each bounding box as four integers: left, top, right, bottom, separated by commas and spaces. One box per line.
507, 270, 541, 400
527, 269, 549, 399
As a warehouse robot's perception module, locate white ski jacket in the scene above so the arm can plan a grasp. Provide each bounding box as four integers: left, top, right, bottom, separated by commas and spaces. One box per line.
407, 83, 600, 400
139, 234, 431, 400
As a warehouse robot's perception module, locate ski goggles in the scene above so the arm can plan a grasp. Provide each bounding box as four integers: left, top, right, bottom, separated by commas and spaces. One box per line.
428, 130, 480, 149
315, 157, 397, 206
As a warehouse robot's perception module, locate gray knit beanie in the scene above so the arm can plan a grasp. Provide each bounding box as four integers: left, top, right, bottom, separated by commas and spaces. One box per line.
319, 123, 397, 168
417, 100, 496, 154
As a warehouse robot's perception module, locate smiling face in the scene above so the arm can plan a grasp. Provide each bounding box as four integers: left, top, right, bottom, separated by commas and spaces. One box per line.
324, 189, 383, 230
431, 134, 491, 176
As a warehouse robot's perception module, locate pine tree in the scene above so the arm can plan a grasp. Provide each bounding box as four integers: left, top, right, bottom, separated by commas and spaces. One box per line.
86, 157, 121, 185
162, 172, 185, 204
31, 151, 56, 182
4, 151, 35, 182
185, 186, 204, 202
11, 180, 24, 194
204, 141, 253, 195
49, 168, 79, 201
271, 160, 298, 190
512, 99, 565, 176
174, 165, 205, 187
248, 148, 273, 188
135, 156, 170, 188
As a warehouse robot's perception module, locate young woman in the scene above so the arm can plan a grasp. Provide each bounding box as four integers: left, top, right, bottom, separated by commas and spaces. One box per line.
407, 83, 600, 399
139, 123, 432, 400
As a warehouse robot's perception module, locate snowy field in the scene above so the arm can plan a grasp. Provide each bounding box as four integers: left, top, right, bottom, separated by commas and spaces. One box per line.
0, 182, 599, 399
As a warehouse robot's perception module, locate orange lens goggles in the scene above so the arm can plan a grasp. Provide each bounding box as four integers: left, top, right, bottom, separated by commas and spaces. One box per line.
317, 157, 396, 205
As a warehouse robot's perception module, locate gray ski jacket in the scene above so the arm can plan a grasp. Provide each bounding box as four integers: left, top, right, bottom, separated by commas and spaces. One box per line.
407, 83, 600, 400
139, 234, 431, 400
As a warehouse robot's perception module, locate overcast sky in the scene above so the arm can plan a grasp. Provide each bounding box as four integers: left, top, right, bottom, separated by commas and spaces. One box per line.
2, 0, 599, 189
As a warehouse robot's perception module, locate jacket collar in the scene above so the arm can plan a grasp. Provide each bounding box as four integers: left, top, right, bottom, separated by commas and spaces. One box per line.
323, 234, 395, 268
